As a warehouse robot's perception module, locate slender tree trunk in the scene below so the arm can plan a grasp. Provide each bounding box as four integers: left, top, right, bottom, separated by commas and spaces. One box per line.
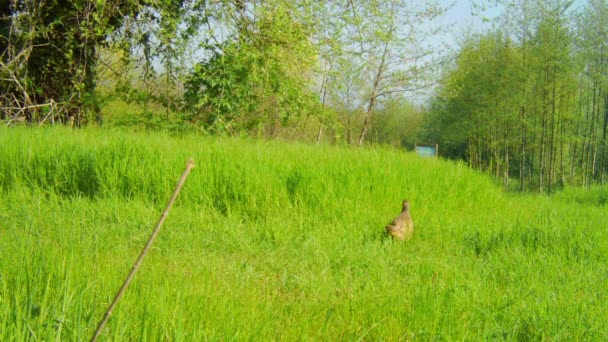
316, 121, 324, 144
570, 81, 585, 184
166, 63, 171, 120
346, 115, 352, 145
317, 64, 331, 144
539, 89, 547, 193
358, 36, 390, 147
519, 27, 528, 191
519, 105, 527, 191
504, 118, 510, 190
84, 42, 101, 125
570, 118, 579, 184
548, 72, 557, 194
581, 86, 590, 187
529, 113, 537, 185
599, 47, 608, 183
601, 90, 608, 183
592, 85, 600, 181
558, 89, 568, 186
584, 83, 598, 186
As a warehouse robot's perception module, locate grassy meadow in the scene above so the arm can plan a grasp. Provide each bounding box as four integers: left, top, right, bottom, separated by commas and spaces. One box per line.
1, 126, 607, 340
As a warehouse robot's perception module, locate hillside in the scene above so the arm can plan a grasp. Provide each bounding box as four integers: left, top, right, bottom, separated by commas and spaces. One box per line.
1, 127, 607, 340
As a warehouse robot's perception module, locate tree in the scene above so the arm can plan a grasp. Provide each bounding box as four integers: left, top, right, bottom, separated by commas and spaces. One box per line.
0, 0, 206, 125
424, 0, 590, 192
574, 0, 608, 185
184, 0, 317, 136
345, 0, 446, 146
369, 99, 424, 148
424, 32, 525, 177
0, 0, 141, 124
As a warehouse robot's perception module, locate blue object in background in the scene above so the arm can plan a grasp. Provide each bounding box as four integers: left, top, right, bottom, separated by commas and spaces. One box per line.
415, 144, 438, 158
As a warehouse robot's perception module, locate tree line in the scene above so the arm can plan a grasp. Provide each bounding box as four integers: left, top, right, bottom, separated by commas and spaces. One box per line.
0, 0, 443, 147
425, 0, 608, 192
3, 0, 608, 191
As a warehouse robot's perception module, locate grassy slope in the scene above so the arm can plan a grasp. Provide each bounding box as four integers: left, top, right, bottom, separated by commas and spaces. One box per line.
0, 127, 607, 340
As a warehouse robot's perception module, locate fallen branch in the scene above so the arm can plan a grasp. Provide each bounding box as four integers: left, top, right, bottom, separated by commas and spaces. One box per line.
90, 158, 196, 342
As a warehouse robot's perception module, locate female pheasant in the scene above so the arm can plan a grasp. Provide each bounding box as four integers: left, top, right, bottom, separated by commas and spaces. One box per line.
386, 200, 414, 240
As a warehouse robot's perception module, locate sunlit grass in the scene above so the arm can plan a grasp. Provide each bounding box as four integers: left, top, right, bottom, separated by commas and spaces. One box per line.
1, 126, 607, 340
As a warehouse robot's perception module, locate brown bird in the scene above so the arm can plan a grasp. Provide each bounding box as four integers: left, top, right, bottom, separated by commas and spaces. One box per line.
385, 200, 414, 240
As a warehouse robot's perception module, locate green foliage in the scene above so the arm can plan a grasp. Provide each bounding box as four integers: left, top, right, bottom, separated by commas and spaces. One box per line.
1, 127, 608, 339
425, 0, 608, 191
99, 99, 200, 134
330, 0, 446, 146
184, 2, 318, 136
1, 0, 447, 145
425, 33, 525, 159
0, 0, 141, 123
116, 0, 207, 116
368, 99, 424, 148
0, 0, 207, 125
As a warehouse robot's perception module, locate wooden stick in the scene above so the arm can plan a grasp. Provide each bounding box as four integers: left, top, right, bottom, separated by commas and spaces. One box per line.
90, 158, 195, 342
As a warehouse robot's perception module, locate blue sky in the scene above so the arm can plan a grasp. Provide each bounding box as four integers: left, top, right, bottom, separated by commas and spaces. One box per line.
442, 0, 494, 30
438, 0, 588, 48
440, 0, 588, 31
410, 0, 589, 103
438, 1, 490, 50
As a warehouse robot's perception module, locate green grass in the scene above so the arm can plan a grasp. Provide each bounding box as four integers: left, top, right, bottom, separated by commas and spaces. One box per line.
1, 126, 607, 340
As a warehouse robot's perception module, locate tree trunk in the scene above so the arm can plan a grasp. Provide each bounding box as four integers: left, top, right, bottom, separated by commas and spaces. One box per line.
539, 94, 547, 193
504, 119, 510, 190
358, 35, 390, 147
547, 71, 557, 194
316, 122, 324, 144
519, 105, 527, 191
317, 64, 331, 144
601, 89, 608, 183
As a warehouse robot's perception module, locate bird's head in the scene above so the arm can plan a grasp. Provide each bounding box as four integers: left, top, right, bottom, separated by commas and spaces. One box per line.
402, 200, 410, 212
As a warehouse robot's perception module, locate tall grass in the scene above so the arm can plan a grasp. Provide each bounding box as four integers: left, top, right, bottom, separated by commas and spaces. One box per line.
1, 126, 607, 340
